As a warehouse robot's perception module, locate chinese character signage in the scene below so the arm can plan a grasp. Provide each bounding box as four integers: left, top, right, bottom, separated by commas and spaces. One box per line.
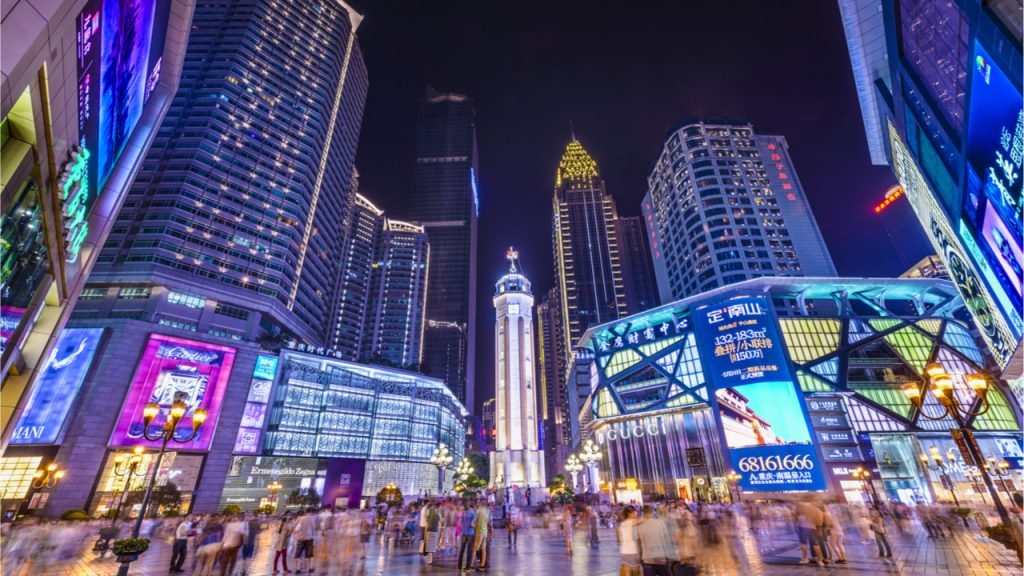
693, 295, 788, 387
110, 334, 236, 451
11, 328, 104, 444
76, 0, 170, 201
695, 295, 827, 492
962, 41, 1023, 338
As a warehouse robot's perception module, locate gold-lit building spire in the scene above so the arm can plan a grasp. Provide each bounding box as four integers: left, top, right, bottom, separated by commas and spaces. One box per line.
555, 138, 600, 188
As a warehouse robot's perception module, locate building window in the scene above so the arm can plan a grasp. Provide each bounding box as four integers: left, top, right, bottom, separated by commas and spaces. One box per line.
118, 287, 151, 299
80, 287, 107, 300
157, 318, 197, 332
215, 302, 250, 320
167, 291, 207, 309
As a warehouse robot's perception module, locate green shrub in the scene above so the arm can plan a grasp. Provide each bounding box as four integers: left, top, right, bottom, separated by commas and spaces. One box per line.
112, 537, 150, 556
59, 509, 89, 521
221, 504, 243, 515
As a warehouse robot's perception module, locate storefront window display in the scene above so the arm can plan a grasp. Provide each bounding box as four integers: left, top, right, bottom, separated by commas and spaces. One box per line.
871, 435, 931, 504
90, 451, 203, 518
0, 181, 48, 352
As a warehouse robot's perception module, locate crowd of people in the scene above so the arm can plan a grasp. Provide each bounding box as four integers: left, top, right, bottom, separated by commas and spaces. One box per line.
0, 494, 1018, 575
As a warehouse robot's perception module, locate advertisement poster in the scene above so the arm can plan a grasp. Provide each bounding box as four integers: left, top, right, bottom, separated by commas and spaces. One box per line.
10, 328, 105, 444
694, 294, 827, 492
220, 456, 326, 513
110, 334, 236, 451
0, 305, 26, 352
233, 355, 277, 455
77, 0, 170, 197
963, 41, 1023, 324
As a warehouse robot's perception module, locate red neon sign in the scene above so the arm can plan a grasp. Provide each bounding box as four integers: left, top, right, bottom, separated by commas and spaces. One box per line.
873, 187, 905, 213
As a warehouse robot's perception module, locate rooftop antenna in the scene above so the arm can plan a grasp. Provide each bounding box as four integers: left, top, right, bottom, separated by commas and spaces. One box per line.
570, 120, 576, 141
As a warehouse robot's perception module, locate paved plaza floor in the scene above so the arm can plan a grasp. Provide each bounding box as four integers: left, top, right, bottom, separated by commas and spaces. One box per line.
6, 523, 1021, 576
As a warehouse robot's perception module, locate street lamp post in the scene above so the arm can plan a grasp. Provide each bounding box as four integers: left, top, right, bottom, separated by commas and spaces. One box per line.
565, 454, 583, 492
116, 397, 207, 576
429, 443, 453, 496
267, 481, 283, 511
578, 439, 602, 494
988, 457, 1016, 505
110, 447, 146, 525
919, 447, 961, 506
32, 462, 66, 490
902, 364, 1021, 555
851, 466, 878, 507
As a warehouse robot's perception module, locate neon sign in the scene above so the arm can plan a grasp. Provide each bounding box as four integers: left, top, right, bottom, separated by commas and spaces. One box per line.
873, 187, 905, 213
58, 147, 90, 263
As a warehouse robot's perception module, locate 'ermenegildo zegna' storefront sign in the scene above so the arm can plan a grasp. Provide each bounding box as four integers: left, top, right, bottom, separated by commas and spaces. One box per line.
595, 417, 667, 444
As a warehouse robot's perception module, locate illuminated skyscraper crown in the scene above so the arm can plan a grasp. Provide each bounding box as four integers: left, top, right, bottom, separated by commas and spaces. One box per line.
495, 247, 532, 296
555, 139, 600, 189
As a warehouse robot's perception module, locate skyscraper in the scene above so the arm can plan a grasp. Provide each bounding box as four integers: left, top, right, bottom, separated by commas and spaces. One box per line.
0, 0, 193, 446
85, 0, 368, 345
36, 0, 370, 516
552, 137, 627, 367
409, 89, 479, 411
490, 248, 545, 489
535, 288, 569, 479
840, 0, 1023, 377
361, 219, 429, 368
333, 192, 385, 359
642, 119, 837, 302
616, 216, 661, 313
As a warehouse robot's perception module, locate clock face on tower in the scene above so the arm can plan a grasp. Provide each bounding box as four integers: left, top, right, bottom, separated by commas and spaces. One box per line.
507, 303, 520, 315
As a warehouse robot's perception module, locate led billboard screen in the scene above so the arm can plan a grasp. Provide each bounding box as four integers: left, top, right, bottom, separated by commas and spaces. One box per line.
10, 328, 104, 444
963, 41, 1023, 328
694, 295, 827, 492
76, 0, 170, 197
110, 334, 236, 451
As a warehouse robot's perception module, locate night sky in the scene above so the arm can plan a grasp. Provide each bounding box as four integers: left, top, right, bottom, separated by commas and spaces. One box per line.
351, 0, 925, 411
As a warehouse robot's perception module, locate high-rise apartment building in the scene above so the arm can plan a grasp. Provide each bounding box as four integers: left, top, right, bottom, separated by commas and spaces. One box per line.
490, 249, 545, 488
642, 119, 837, 302
535, 288, 569, 478
1, 0, 193, 446
408, 89, 479, 410
616, 216, 661, 313
361, 219, 429, 368
552, 137, 627, 367
85, 0, 369, 345
333, 192, 384, 359
840, 0, 1023, 377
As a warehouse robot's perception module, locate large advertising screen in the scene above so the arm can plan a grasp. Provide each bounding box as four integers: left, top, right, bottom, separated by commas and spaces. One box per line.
76, 0, 171, 198
694, 295, 827, 492
10, 328, 105, 444
232, 354, 278, 455
963, 41, 1024, 332
110, 334, 236, 451
220, 456, 326, 513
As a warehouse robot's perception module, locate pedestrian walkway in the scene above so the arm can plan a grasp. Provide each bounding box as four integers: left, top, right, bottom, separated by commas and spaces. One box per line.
8, 525, 1020, 575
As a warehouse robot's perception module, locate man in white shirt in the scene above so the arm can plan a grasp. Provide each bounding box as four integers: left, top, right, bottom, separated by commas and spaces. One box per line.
617, 507, 640, 570
170, 517, 192, 572
219, 514, 249, 576
293, 510, 317, 573
635, 505, 678, 576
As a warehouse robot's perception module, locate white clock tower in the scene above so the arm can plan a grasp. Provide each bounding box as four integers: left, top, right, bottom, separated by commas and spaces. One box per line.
490, 248, 545, 490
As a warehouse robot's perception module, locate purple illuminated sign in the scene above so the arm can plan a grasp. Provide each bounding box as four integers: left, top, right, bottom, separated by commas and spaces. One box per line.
110, 334, 236, 451
233, 354, 278, 455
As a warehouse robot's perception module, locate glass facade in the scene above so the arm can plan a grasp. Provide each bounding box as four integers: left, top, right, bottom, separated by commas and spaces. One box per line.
409, 91, 478, 409
263, 351, 466, 473
88, 0, 368, 345
577, 278, 1022, 503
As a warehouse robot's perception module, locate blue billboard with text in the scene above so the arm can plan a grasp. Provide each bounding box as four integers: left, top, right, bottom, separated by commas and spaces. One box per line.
730, 443, 827, 491
10, 328, 104, 444
694, 294, 827, 492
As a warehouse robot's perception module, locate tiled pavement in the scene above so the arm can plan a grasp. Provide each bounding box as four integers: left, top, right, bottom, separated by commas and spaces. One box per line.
5, 524, 1020, 575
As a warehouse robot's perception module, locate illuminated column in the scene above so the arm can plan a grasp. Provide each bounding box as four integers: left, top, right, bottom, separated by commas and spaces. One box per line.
490, 248, 546, 489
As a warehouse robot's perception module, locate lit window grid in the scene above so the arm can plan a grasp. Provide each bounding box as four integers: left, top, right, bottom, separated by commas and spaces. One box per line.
605, 349, 641, 378
0, 456, 42, 500
883, 327, 934, 371
942, 322, 985, 365
972, 387, 1018, 431
779, 318, 841, 363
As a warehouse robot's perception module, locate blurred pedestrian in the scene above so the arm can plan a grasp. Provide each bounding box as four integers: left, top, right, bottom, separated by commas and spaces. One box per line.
562, 504, 574, 555
635, 505, 678, 576
473, 502, 491, 571
870, 508, 893, 558
425, 502, 441, 565
458, 503, 477, 572
170, 516, 193, 572
794, 502, 824, 566
272, 513, 292, 574
617, 507, 640, 574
